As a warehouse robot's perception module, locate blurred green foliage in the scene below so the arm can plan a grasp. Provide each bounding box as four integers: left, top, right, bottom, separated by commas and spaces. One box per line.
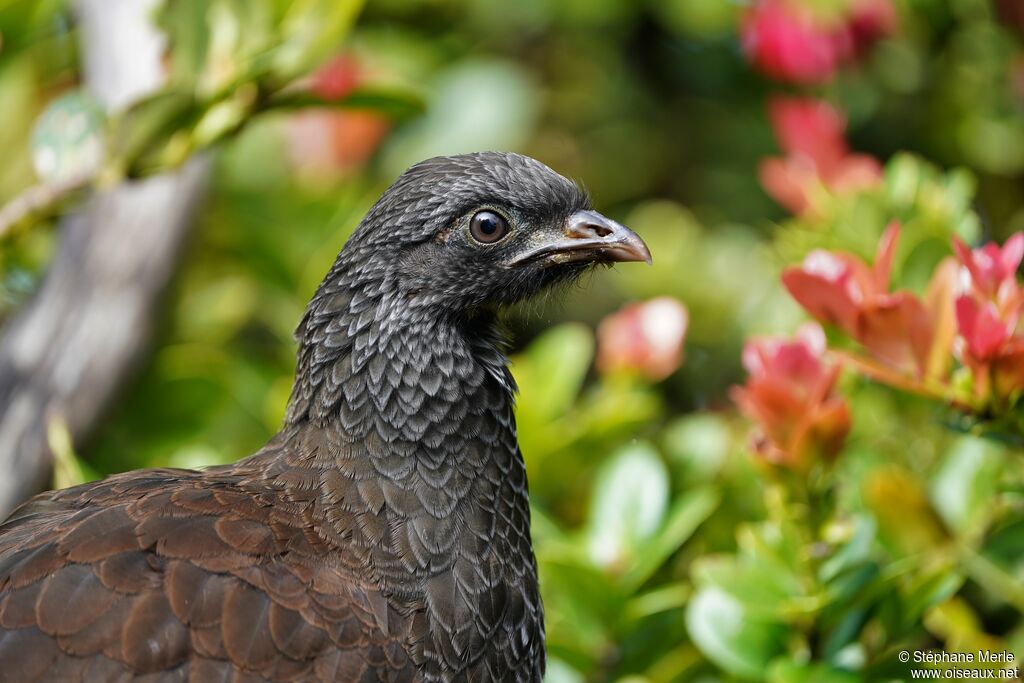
1, 0, 1024, 681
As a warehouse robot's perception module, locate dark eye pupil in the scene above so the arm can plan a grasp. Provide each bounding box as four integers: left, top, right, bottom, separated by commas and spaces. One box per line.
470, 210, 508, 243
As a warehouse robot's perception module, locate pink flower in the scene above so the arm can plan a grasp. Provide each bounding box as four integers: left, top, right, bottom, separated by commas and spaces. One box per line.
286, 55, 390, 177
732, 323, 850, 469
954, 294, 1024, 401
741, 0, 843, 85
781, 223, 896, 332
596, 297, 688, 380
782, 223, 946, 377
769, 97, 850, 170
741, 0, 897, 84
952, 234, 1024, 363
312, 55, 361, 101
953, 233, 1024, 301
847, 0, 899, 55
759, 98, 882, 214
951, 234, 1024, 399
955, 296, 1012, 363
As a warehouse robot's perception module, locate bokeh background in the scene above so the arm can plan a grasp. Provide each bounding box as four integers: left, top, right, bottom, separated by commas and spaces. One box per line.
1, 0, 1023, 680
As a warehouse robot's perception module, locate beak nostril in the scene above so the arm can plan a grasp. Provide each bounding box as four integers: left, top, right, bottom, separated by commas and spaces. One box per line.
567, 220, 613, 239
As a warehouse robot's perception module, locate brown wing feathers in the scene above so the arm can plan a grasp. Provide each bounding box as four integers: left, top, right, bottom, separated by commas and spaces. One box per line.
0, 471, 417, 682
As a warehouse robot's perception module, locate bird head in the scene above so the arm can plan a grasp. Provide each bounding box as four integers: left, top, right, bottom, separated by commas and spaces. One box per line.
341, 152, 651, 314
291, 153, 651, 426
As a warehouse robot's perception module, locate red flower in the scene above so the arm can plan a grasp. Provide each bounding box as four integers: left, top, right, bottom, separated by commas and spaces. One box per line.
759, 97, 882, 214
287, 55, 390, 177
951, 234, 1024, 399
741, 0, 897, 85
732, 324, 850, 469
781, 224, 894, 332
741, 0, 843, 85
953, 232, 1024, 301
955, 296, 1012, 363
596, 297, 689, 380
952, 234, 1024, 366
770, 97, 850, 170
782, 223, 944, 377
954, 294, 1024, 401
847, 0, 899, 55
312, 55, 361, 101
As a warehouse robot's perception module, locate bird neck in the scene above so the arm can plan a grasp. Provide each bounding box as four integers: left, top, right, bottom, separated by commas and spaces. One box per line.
285, 263, 517, 441
273, 266, 534, 576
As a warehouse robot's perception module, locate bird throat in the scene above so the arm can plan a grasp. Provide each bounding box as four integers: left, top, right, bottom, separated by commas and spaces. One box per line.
279, 307, 526, 556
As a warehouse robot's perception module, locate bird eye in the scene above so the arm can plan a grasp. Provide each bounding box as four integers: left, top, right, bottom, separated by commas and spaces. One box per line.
469, 210, 509, 244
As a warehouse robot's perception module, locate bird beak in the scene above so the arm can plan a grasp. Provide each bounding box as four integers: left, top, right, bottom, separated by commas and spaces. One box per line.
510, 210, 652, 267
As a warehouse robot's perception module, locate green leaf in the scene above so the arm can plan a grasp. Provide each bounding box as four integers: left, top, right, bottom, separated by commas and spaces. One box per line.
543, 659, 586, 683
930, 436, 1003, 537
622, 485, 719, 591
192, 88, 258, 148
686, 585, 787, 680
540, 555, 625, 658
110, 90, 202, 175
820, 604, 873, 661
381, 59, 539, 175
653, 0, 738, 37
624, 583, 691, 621
768, 659, 859, 683
982, 517, 1024, 566
900, 568, 964, 630
586, 442, 669, 571
692, 555, 801, 619
661, 413, 731, 482
821, 563, 879, 613
0, 0, 68, 57
272, 0, 365, 83
736, 519, 806, 584
266, 85, 426, 120
157, 0, 211, 87
863, 466, 951, 557
819, 515, 877, 583
212, 0, 278, 88
513, 323, 594, 423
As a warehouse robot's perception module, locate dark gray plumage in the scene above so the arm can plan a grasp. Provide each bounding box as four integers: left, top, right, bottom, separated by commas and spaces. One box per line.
0, 152, 650, 682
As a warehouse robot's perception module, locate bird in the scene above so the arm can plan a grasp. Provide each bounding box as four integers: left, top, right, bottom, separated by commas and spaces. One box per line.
0, 151, 651, 682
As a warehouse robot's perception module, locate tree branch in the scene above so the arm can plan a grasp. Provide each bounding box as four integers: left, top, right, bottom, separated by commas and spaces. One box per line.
0, 0, 211, 515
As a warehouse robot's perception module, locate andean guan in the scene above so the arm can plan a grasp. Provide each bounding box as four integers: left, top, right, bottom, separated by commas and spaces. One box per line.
0, 152, 651, 683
